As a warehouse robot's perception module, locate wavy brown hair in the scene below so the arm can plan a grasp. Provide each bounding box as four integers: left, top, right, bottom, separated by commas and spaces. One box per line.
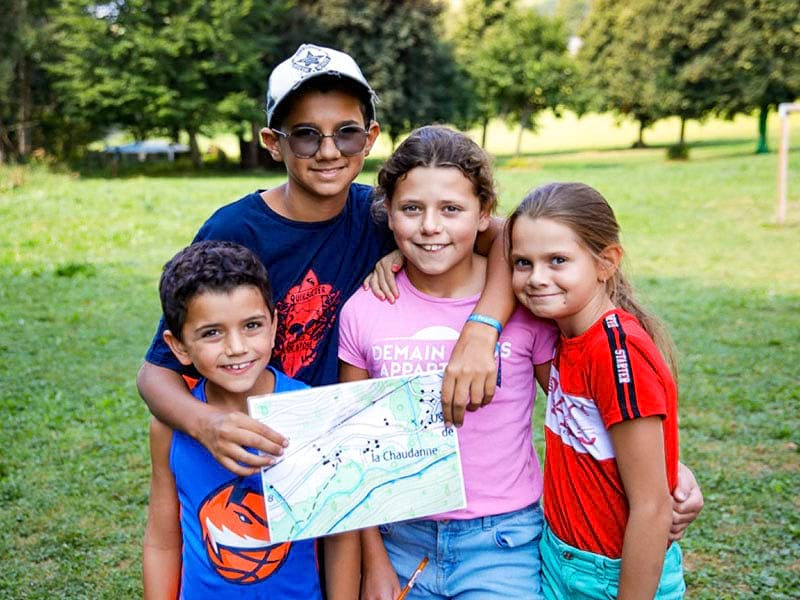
506, 182, 678, 377
372, 125, 497, 221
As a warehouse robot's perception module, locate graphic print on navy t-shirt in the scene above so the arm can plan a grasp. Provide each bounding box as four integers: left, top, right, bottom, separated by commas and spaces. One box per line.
198, 477, 292, 584
274, 269, 341, 376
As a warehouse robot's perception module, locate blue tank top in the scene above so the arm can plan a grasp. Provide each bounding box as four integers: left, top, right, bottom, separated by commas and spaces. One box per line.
170, 367, 322, 599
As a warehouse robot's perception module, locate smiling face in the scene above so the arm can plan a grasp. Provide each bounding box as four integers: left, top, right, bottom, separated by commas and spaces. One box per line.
387, 166, 490, 296
262, 89, 379, 208
164, 285, 277, 401
510, 216, 617, 337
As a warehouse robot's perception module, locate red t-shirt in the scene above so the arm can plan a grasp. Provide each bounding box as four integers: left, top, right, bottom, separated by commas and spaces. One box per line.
543, 309, 679, 558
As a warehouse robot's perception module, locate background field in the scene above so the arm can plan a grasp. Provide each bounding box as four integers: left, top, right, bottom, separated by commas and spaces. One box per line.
1, 117, 799, 598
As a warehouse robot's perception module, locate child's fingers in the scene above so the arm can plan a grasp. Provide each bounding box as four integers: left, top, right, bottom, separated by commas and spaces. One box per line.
211, 446, 264, 477
365, 271, 387, 300
440, 373, 455, 427
373, 267, 391, 300
205, 413, 289, 474
449, 377, 472, 427
383, 265, 400, 299
374, 265, 398, 303
227, 412, 288, 446
478, 369, 496, 407
668, 521, 688, 542
362, 272, 386, 299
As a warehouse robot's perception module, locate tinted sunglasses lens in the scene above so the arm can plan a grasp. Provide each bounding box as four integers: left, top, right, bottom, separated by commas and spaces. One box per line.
334, 127, 368, 155
288, 128, 321, 158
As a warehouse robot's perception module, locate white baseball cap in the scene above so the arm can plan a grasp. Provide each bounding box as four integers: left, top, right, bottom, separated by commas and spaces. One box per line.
266, 44, 377, 128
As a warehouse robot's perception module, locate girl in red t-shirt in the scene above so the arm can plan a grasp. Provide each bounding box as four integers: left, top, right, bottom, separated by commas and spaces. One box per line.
507, 182, 686, 600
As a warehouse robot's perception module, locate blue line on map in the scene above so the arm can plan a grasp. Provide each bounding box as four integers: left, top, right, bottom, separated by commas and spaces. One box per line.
265, 485, 300, 526
275, 453, 456, 538
320, 452, 457, 535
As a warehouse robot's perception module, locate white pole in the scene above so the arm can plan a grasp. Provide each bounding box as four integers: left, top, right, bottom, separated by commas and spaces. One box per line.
776, 103, 800, 226
777, 104, 789, 225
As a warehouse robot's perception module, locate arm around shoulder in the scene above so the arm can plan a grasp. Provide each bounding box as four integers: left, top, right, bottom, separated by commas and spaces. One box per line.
443, 220, 516, 426
670, 461, 704, 541
137, 361, 288, 476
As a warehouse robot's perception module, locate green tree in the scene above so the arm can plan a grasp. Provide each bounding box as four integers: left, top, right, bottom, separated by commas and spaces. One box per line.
555, 0, 590, 35
48, 0, 291, 167
0, 0, 68, 162
577, 0, 670, 147
449, 0, 515, 147
479, 7, 575, 155
646, 0, 740, 147
580, 0, 756, 149
299, 0, 475, 147
714, 0, 800, 153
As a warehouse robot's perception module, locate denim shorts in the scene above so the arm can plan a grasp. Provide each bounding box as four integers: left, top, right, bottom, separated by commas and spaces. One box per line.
380, 502, 544, 599
540, 524, 685, 600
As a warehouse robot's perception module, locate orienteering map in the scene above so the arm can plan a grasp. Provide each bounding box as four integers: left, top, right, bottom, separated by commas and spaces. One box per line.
247, 371, 465, 543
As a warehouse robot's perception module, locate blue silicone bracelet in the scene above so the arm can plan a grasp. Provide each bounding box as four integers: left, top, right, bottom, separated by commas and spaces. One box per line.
466, 313, 503, 336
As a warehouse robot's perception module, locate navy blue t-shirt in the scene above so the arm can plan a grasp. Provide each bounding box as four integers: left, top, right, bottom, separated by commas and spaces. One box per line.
146, 183, 394, 387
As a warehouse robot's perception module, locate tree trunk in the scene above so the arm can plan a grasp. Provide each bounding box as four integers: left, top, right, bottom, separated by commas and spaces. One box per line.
0, 121, 17, 163
188, 128, 201, 168
756, 104, 769, 154
239, 121, 259, 169
481, 117, 489, 149
17, 57, 32, 158
679, 117, 686, 146
632, 118, 647, 148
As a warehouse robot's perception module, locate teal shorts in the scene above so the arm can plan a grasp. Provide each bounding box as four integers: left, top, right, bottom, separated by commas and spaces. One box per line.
540, 524, 685, 599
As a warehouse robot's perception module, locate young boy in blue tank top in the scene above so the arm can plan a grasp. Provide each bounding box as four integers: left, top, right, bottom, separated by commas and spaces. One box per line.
143, 241, 323, 599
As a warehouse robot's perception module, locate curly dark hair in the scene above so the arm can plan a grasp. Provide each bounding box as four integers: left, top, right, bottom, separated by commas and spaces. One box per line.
372, 125, 497, 222
159, 241, 274, 340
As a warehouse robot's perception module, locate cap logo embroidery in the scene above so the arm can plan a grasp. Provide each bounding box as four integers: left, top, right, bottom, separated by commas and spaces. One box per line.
292, 48, 331, 73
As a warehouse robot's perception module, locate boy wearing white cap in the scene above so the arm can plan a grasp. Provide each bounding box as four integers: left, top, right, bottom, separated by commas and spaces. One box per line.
137, 44, 512, 598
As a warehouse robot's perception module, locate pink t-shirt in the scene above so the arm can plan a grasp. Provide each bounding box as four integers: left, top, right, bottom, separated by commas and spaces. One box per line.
338, 271, 558, 520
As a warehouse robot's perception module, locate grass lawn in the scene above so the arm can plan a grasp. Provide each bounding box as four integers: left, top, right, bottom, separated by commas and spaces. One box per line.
1, 131, 799, 597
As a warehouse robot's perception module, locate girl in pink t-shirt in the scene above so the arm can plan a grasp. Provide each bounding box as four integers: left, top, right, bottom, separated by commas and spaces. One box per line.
338, 125, 557, 600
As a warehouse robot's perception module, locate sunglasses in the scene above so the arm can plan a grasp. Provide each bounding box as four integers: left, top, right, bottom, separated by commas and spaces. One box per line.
272, 124, 370, 158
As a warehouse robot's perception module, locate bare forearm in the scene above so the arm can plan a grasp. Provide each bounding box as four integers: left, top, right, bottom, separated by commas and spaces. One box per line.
138, 361, 289, 476
441, 231, 515, 425
324, 531, 361, 600
618, 500, 672, 599
473, 225, 515, 323
360, 527, 400, 600
142, 544, 181, 600
137, 361, 213, 438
